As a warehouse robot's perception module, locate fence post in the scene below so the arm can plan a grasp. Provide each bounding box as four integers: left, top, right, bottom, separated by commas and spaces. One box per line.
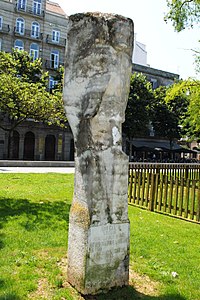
128, 166, 133, 203
149, 173, 156, 211
196, 180, 200, 222
185, 165, 189, 179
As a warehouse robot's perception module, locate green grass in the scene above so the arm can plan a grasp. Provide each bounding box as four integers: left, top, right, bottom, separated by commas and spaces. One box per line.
129, 206, 200, 300
0, 173, 199, 300
0, 174, 73, 300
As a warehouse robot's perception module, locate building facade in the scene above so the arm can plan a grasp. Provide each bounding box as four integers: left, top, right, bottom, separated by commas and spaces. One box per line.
0, 119, 74, 160
0, 0, 74, 161
132, 36, 148, 67
132, 63, 179, 89
0, 0, 68, 86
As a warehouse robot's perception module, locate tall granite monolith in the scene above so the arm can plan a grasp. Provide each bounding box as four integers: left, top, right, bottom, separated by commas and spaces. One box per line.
63, 13, 134, 295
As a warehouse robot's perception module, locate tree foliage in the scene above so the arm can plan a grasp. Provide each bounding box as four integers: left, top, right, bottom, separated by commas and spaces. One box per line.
164, 0, 200, 31
152, 80, 200, 142
0, 49, 48, 84
151, 86, 181, 144
124, 74, 199, 144
0, 50, 67, 131
165, 79, 200, 139
164, 1, 200, 140
123, 73, 154, 139
194, 50, 200, 73
0, 73, 66, 131
165, 0, 200, 75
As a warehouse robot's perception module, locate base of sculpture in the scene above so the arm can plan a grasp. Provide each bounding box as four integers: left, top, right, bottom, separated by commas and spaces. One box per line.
67, 220, 130, 295
67, 149, 130, 295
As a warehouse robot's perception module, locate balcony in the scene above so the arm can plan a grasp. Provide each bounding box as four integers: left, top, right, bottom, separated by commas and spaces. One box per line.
15, 4, 45, 18
46, 35, 66, 47
14, 27, 43, 41
45, 60, 64, 70
0, 24, 10, 34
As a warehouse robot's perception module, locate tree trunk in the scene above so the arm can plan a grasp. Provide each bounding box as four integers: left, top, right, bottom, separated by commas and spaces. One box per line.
7, 130, 14, 159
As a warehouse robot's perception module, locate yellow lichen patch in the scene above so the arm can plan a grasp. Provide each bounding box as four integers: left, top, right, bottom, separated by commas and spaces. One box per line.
70, 201, 90, 228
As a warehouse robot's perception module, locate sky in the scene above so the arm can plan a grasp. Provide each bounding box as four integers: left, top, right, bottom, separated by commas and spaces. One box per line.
56, 0, 200, 80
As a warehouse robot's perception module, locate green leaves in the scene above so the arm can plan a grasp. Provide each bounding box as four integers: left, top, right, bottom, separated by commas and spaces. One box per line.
151, 86, 180, 141
163, 79, 200, 140
183, 80, 200, 138
165, 0, 200, 32
165, 1, 200, 75
123, 73, 154, 138
124, 75, 200, 142
0, 50, 67, 133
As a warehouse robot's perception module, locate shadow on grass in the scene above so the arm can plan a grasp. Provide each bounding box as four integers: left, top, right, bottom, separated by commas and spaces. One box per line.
0, 286, 187, 300
0, 223, 5, 249
0, 294, 21, 300
83, 285, 187, 300
0, 197, 70, 247
0, 280, 21, 299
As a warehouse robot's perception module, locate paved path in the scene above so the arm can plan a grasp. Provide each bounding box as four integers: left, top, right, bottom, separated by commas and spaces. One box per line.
0, 167, 75, 173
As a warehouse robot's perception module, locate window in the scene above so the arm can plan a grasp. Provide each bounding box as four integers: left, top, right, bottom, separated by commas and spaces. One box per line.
31, 22, 40, 38
150, 78, 158, 90
51, 50, 59, 69
49, 76, 58, 90
17, 0, 26, 11
52, 30, 60, 43
0, 16, 3, 30
0, 38, 2, 51
16, 18, 25, 35
14, 39, 24, 50
33, 0, 42, 15
30, 43, 39, 60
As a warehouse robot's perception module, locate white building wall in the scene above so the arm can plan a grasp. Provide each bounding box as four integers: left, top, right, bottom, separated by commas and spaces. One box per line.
133, 34, 148, 66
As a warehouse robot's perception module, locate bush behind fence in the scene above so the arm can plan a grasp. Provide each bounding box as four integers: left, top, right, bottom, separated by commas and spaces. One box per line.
128, 163, 200, 223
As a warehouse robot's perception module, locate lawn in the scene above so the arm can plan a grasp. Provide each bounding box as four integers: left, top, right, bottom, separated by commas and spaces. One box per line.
0, 173, 199, 300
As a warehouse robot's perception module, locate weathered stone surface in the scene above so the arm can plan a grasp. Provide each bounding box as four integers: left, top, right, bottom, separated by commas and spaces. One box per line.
63, 12, 134, 295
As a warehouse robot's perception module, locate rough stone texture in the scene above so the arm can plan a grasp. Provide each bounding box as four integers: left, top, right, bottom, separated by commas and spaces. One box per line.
63, 12, 134, 295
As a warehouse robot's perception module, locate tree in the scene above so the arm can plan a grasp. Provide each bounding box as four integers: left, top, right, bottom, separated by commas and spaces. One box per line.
0, 50, 67, 158
165, 79, 200, 139
153, 79, 200, 142
164, 0, 200, 32
164, 1, 200, 139
194, 50, 200, 73
151, 86, 185, 148
53, 65, 64, 91
0, 49, 48, 84
165, 0, 200, 74
186, 83, 200, 138
123, 73, 154, 140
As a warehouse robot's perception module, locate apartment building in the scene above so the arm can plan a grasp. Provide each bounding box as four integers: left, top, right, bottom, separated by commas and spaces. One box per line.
132, 63, 179, 89
0, 0, 68, 86
0, 0, 74, 161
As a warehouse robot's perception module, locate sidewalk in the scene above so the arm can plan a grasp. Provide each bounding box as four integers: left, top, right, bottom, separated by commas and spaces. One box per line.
0, 166, 75, 173
0, 160, 74, 167
0, 160, 75, 173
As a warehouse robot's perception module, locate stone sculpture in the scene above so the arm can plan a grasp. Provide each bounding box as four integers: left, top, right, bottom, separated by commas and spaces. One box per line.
63, 12, 134, 295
